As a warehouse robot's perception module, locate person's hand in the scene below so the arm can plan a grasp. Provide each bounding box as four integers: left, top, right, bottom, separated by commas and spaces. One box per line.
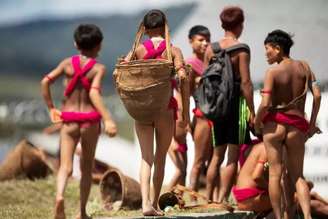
307, 125, 322, 139
104, 120, 117, 137
49, 108, 62, 123
248, 112, 255, 128
177, 117, 188, 129
254, 116, 263, 135
178, 69, 187, 81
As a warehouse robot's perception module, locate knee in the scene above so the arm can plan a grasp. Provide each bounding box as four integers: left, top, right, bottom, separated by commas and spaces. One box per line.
154, 159, 166, 172
60, 165, 73, 177
192, 159, 205, 172
80, 159, 94, 171
176, 168, 187, 178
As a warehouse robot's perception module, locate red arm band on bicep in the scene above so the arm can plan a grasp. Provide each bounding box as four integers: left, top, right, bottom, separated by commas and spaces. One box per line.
91, 86, 102, 94
260, 90, 271, 95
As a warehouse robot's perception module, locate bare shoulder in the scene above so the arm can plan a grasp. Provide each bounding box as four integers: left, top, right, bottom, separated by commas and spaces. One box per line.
135, 45, 145, 59
265, 66, 278, 78
60, 57, 72, 67
94, 63, 106, 73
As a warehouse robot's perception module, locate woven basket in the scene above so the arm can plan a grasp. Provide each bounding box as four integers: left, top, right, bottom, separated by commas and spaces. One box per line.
114, 21, 174, 123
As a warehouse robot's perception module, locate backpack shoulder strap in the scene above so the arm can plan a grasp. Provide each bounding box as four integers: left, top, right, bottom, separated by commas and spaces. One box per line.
211, 42, 221, 54
226, 43, 250, 54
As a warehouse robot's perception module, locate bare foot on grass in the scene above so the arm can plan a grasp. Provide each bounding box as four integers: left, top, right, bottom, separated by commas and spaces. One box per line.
143, 205, 164, 216
75, 213, 92, 219
54, 198, 66, 219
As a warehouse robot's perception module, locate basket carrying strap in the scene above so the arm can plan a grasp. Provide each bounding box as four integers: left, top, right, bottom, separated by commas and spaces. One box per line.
143, 39, 167, 59
127, 21, 172, 62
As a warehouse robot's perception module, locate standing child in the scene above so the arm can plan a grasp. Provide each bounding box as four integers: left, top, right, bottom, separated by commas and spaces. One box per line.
41, 24, 117, 219
167, 25, 210, 190
126, 9, 188, 216
186, 26, 213, 195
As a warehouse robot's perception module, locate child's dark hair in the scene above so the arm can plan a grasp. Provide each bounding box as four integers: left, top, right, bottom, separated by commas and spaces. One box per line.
264, 29, 294, 56
74, 24, 103, 50
143, 9, 166, 29
220, 6, 244, 31
188, 25, 211, 40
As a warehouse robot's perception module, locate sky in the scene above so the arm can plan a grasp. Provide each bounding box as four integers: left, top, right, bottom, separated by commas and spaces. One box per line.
0, 0, 196, 25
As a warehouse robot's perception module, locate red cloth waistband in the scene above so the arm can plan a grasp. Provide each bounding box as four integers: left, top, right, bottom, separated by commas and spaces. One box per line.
192, 108, 213, 127
262, 112, 309, 133
61, 111, 101, 123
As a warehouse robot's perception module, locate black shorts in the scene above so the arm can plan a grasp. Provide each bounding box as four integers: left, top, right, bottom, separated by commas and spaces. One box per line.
212, 94, 250, 146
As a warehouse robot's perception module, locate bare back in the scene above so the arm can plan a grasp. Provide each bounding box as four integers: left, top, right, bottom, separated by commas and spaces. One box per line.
236, 143, 267, 188
135, 41, 185, 68
61, 57, 103, 113
270, 60, 309, 116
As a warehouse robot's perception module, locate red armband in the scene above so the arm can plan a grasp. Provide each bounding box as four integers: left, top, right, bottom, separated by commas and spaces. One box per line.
175, 65, 185, 72
257, 160, 266, 164
44, 75, 54, 83
260, 90, 271, 95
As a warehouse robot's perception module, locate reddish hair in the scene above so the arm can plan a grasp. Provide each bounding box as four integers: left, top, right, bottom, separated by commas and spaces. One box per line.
220, 6, 244, 31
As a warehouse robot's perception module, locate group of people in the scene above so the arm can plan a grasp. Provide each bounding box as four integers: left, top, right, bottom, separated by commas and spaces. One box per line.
40, 5, 323, 219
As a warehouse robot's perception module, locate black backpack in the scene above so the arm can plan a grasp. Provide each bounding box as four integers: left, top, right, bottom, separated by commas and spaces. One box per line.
194, 42, 250, 121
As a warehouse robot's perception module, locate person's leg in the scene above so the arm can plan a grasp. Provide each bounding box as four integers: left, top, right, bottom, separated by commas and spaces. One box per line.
167, 141, 187, 190
152, 110, 175, 212
263, 122, 286, 219
189, 118, 211, 192
206, 145, 227, 201
216, 144, 239, 203
281, 167, 297, 219
55, 123, 80, 219
237, 194, 272, 212
76, 123, 100, 219
168, 117, 188, 190
285, 126, 311, 219
135, 121, 156, 215
153, 110, 175, 209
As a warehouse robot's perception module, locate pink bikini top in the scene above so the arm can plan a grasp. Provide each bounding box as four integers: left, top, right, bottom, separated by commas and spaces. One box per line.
143, 39, 167, 59
64, 55, 97, 97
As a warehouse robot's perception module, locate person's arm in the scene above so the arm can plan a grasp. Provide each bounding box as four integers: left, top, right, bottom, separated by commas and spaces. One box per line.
89, 65, 117, 137
254, 69, 274, 134
203, 44, 214, 68
173, 47, 190, 124
252, 152, 268, 189
311, 192, 328, 205
239, 51, 255, 124
188, 66, 197, 96
306, 63, 322, 138
40, 59, 67, 123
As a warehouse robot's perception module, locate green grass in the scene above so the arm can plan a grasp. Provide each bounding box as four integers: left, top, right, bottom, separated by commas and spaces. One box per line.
0, 176, 142, 219
0, 176, 237, 219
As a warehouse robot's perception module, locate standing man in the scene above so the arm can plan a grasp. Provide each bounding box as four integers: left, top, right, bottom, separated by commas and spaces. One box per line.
204, 6, 255, 202
255, 29, 321, 219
